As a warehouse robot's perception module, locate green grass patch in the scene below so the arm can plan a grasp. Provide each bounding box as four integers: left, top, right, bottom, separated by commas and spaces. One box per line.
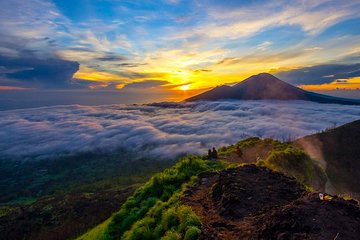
76, 216, 113, 240
101, 156, 227, 240
259, 144, 327, 190
218, 137, 285, 156
219, 137, 327, 191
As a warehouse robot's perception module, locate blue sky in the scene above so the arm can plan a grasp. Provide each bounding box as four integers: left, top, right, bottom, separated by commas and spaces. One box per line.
1, 0, 360, 105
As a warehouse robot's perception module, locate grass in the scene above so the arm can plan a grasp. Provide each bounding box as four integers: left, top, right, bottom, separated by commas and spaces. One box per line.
76, 216, 113, 240
259, 143, 328, 190
218, 137, 287, 156
98, 155, 228, 240
218, 137, 264, 155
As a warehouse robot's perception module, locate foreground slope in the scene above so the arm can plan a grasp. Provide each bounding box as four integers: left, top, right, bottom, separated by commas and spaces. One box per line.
295, 119, 360, 197
182, 165, 360, 240
0, 189, 134, 240
80, 137, 360, 240
186, 73, 360, 105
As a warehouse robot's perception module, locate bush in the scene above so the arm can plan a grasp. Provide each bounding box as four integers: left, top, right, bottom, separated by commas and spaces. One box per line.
161, 230, 181, 240
184, 226, 201, 240
161, 207, 179, 230
264, 145, 327, 190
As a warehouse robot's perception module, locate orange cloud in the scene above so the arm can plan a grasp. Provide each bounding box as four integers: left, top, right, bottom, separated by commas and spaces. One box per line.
300, 77, 360, 91
0, 86, 32, 90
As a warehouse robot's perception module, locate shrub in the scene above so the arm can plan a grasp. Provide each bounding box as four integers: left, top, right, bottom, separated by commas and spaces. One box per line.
264, 145, 327, 190
161, 207, 179, 230
184, 226, 201, 240
161, 230, 181, 240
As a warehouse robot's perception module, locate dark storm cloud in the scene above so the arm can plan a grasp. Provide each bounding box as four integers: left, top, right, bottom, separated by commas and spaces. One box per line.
0, 53, 80, 89
275, 63, 360, 85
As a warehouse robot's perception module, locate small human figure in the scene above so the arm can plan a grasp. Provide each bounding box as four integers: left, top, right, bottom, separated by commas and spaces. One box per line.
212, 147, 218, 160
236, 146, 242, 158
207, 149, 212, 159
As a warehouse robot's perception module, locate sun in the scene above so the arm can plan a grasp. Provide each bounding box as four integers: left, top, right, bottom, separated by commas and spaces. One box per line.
180, 84, 191, 91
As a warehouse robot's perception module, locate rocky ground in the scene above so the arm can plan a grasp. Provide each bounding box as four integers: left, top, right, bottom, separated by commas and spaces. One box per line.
182, 164, 360, 240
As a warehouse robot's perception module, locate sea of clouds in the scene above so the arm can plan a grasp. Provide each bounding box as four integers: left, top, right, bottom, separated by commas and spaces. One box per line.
1, 100, 360, 161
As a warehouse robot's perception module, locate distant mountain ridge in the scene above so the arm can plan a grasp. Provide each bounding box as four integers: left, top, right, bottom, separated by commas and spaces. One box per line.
186, 73, 360, 105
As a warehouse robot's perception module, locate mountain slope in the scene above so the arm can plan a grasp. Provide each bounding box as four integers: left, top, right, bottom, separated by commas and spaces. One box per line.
79, 137, 360, 240
294, 119, 360, 197
182, 165, 360, 240
186, 73, 360, 105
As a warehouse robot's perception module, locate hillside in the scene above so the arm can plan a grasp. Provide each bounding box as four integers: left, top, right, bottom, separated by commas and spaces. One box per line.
294, 119, 360, 198
186, 73, 360, 105
0, 189, 133, 240
5, 123, 359, 240
79, 138, 360, 240
0, 153, 175, 240
182, 165, 360, 239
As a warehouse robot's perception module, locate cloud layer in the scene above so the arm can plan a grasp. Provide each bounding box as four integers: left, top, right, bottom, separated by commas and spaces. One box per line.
275, 63, 360, 85
1, 101, 359, 161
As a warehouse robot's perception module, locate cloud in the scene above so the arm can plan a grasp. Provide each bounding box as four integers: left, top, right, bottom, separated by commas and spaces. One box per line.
122, 80, 170, 89
215, 50, 305, 66
96, 54, 128, 62
257, 41, 272, 51
304, 47, 323, 51
275, 63, 360, 85
0, 101, 359, 161
172, 0, 360, 41
0, 54, 79, 89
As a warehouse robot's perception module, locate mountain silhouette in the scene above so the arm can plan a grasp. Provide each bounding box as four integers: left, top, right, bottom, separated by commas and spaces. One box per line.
186, 73, 360, 105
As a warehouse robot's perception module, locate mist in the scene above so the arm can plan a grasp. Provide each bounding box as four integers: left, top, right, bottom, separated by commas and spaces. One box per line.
1, 100, 359, 161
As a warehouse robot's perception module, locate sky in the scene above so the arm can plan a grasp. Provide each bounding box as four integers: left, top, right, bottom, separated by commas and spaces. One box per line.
1, 0, 360, 108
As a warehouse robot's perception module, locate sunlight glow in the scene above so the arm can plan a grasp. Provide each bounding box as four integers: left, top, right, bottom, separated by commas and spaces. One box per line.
180, 84, 191, 91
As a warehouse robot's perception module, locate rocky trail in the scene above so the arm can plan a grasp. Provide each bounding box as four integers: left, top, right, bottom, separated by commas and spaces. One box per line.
181, 165, 360, 240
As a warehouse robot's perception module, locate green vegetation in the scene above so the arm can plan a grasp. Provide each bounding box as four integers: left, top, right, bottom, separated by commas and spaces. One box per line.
219, 137, 327, 190
218, 137, 265, 155
76, 216, 113, 240
0, 152, 175, 204
262, 145, 327, 189
78, 138, 328, 240
100, 156, 227, 240
2, 137, 330, 240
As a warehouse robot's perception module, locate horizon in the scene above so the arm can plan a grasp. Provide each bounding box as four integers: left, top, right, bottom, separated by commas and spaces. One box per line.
1, 0, 360, 109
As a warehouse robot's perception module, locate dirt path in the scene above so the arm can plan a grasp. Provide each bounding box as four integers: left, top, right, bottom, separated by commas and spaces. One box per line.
181, 165, 360, 240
